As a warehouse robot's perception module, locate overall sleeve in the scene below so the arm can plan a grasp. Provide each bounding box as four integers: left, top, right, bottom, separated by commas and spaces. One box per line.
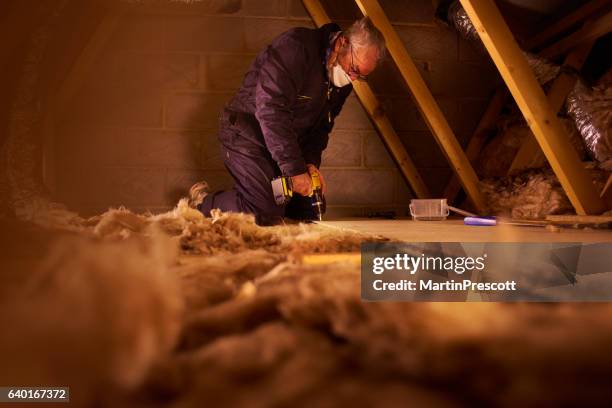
302, 86, 352, 168
302, 119, 332, 168
255, 35, 308, 177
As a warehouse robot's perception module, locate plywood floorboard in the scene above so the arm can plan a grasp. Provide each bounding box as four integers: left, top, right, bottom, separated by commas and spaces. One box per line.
319, 218, 612, 243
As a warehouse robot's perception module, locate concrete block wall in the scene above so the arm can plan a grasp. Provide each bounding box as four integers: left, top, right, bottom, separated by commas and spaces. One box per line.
54, 0, 499, 217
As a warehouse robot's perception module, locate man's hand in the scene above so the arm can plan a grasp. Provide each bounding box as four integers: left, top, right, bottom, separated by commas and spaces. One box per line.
307, 164, 327, 195
291, 172, 313, 196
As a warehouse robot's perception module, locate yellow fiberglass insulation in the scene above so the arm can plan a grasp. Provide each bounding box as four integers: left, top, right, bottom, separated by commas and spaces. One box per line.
2, 201, 612, 407
0, 200, 383, 405
0, 224, 183, 406
480, 163, 609, 219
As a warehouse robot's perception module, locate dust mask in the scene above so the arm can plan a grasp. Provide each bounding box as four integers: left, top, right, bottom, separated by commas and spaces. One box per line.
330, 63, 352, 87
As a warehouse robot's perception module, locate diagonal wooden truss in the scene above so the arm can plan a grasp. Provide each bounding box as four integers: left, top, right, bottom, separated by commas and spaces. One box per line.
460, 0, 606, 215
446, 5, 605, 202
446, 0, 611, 207
302, 0, 431, 199
304, 0, 610, 216
304, 0, 487, 212
508, 40, 595, 174
354, 0, 489, 213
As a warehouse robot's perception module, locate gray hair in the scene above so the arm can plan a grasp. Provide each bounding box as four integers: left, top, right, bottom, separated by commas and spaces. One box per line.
344, 17, 386, 62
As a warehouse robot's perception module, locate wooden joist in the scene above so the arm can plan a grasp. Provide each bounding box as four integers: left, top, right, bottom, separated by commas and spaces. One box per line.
302, 0, 430, 199
546, 214, 612, 224
523, 0, 610, 50
459, 0, 606, 215
446, 2, 610, 202
508, 40, 596, 174
354, 0, 486, 213
540, 9, 612, 59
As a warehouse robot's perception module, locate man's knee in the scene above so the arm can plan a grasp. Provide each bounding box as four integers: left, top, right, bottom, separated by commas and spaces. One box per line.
200, 192, 282, 226
241, 195, 285, 225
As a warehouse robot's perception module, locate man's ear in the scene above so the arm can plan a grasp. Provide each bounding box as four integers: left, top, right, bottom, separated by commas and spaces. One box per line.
334, 34, 346, 52
340, 35, 349, 48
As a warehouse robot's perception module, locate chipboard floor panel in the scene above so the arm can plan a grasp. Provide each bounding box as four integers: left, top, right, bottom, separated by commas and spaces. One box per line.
319, 218, 612, 243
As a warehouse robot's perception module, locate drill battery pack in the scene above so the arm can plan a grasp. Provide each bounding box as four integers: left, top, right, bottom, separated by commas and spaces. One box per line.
271, 173, 324, 221
271, 176, 293, 205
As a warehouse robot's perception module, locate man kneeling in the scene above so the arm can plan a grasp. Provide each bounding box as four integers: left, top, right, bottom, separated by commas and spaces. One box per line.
190, 17, 385, 225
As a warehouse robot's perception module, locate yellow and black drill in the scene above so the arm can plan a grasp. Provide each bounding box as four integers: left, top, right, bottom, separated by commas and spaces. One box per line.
271, 172, 324, 221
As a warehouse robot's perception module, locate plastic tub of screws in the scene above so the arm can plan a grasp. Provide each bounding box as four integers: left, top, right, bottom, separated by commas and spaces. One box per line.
409, 199, 450, 221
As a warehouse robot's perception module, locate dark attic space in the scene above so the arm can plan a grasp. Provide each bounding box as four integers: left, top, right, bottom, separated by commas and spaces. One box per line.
1, 0, 612, 407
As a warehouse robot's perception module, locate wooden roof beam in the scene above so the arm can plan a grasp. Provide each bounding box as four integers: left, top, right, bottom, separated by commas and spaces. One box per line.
540, 9, 612, 59
524, 0, 610, 50
445, 3, 607, 204
459, 0, 606, 215
354, 0, 486, 212
508, 40, 596, 174
302, 0, 430, 199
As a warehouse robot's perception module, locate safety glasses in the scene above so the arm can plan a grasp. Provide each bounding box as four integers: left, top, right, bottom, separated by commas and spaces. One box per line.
348, 43, 369, 81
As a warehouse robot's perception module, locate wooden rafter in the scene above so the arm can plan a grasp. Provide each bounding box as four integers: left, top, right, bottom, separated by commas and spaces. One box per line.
302, 0, 431, 199
459, 0, 606, 215
445, 3, 609, 203
354, 0, 486, 213
523, 0, 610, 50
508, 40, 596, 174
446, 3, 607, 203
540, 9, 612, 59
545, 41, 595, 110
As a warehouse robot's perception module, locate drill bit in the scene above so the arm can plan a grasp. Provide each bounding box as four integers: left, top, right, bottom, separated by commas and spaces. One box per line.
313, 198, 323, 221
309, 171, 324, 221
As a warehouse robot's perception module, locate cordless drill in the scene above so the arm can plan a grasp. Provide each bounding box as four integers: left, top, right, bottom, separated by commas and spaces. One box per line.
271, 172, 324, 221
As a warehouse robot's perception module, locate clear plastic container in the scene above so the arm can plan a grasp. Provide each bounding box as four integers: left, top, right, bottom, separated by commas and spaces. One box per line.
409, 199, 449, 221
